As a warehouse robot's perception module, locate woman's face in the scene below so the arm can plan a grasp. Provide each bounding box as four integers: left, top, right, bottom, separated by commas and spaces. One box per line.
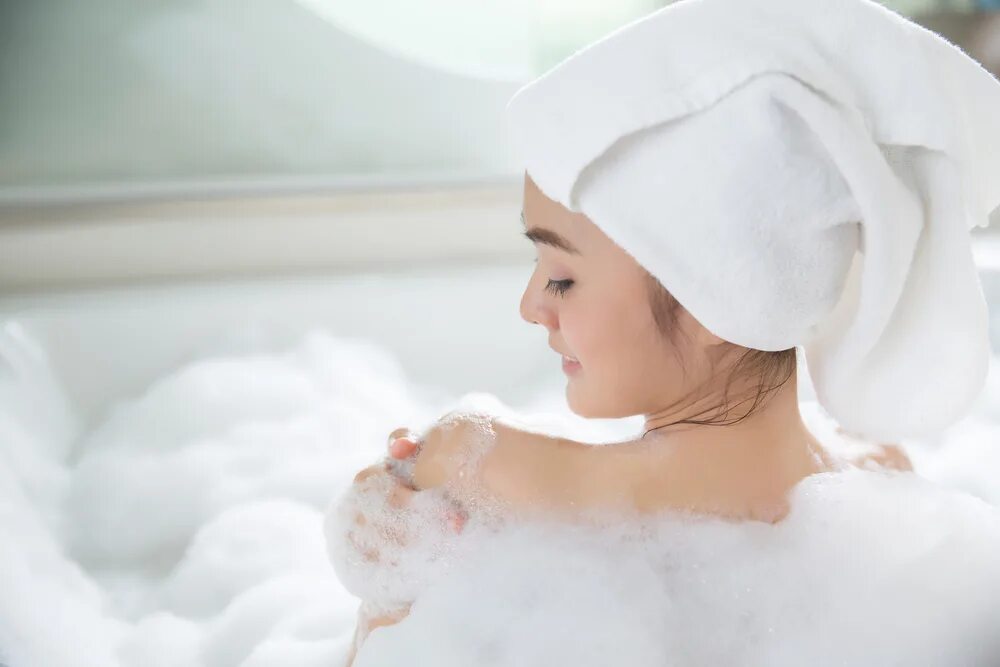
519, 172, 726, 420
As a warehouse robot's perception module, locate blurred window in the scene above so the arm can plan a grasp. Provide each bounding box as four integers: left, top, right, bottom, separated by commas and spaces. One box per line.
0, 1, 658, 194
0, 1, 995, 197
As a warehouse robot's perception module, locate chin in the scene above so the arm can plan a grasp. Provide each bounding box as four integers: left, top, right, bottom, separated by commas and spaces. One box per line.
565, 381, 588, 417
566, 381, 618, 419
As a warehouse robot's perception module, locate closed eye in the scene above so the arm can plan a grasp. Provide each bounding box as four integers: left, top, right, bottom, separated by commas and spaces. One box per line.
545, 279, 574, 297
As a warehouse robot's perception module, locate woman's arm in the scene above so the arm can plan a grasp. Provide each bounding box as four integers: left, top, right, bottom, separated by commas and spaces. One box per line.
343, 602, 412, 667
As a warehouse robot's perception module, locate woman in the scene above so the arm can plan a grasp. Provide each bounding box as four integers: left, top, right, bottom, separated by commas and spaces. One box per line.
330, 0, 1000, 662
336, 171, 916, 665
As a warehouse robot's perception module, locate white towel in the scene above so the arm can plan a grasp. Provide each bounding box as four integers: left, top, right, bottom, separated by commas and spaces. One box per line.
505, 0, 1000, 442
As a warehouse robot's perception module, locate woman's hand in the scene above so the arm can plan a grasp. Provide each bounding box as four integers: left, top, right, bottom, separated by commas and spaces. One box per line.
342, 426, 469, 568
327, 416, 491, 628
835, 426, 914, 472
346, 453, 468, 566
327, 422, 472, 599
386, 427, 469, 531
337, 428, 471, 666
850, 442, 914, 472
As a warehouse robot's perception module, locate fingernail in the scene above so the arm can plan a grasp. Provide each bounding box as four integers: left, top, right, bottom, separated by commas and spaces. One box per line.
390, 437, 417, 458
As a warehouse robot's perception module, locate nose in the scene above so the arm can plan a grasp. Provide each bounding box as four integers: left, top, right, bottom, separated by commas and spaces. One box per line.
519, 270, 556, 329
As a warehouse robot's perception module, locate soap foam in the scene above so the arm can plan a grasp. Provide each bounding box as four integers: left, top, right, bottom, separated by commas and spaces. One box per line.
2, 327, 999, 667
351, 467, 1000, 666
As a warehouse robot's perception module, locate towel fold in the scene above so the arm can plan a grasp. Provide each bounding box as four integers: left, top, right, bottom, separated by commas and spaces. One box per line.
505, 0, 1000, 441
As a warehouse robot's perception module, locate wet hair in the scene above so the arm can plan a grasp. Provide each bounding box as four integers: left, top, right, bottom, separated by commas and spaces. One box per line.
643, 271, 797, 428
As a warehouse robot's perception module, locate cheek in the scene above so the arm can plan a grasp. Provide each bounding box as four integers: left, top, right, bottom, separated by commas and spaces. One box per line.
583, 295, 679, 385
558, 306, 605, 362
562, 300, 669, 417
561, 298, 646, 371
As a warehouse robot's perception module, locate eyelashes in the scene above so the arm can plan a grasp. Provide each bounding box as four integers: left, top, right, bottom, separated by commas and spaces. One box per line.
545, 279, 574, 297
533, 257, 574, 297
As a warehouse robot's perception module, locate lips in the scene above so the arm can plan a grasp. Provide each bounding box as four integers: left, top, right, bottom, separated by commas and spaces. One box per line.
550, 345, 578, 363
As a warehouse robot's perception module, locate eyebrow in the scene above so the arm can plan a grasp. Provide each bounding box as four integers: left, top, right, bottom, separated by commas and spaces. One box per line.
520, 211, 581, 255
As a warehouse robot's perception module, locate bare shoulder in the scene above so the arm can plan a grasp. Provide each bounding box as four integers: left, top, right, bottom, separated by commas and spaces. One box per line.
408, 414, 592, 515
474, 420, 596, 517
410, 413, 496, 490
408, 416, 911, 523
414, 418, 631, 519
444, 421, 701, 519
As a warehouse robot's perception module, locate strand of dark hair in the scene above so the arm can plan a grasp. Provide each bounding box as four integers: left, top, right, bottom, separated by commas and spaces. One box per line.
644, 272, 796, 431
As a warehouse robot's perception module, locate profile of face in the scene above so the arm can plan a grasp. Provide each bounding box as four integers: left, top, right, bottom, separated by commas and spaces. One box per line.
519, 172, 731, 421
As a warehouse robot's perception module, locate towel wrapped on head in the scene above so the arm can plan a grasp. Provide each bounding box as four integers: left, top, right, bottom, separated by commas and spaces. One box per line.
505, 0, 1000, 442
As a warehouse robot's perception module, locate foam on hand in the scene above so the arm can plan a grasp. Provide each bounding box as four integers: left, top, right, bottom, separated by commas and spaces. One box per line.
323, 466, 467, 616
325, 407, 506, 616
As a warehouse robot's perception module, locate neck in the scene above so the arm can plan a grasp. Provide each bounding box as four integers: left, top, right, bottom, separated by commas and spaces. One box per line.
643, 370, 805, 437
636, 373, 828, 481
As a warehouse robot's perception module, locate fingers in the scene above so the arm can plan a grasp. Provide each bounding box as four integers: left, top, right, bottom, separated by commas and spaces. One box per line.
389, 437, 419, 459
348, 519, 408, 564
444, 506, 468, 533
874, 443, 914, 472
379, 520, 409, 547
347, 530, 380, 563
387, 426, 421, 459
348, 478, 415, 556
345, 450, 470, 573
354, 463, 387, 484
387, 427, 411, 443
353, 466, 416, 510
387, 483, 415, 509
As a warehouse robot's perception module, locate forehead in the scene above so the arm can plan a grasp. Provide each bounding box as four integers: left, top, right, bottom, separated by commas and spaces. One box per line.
522, 173, 579, 229
522, 172, 645, 277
